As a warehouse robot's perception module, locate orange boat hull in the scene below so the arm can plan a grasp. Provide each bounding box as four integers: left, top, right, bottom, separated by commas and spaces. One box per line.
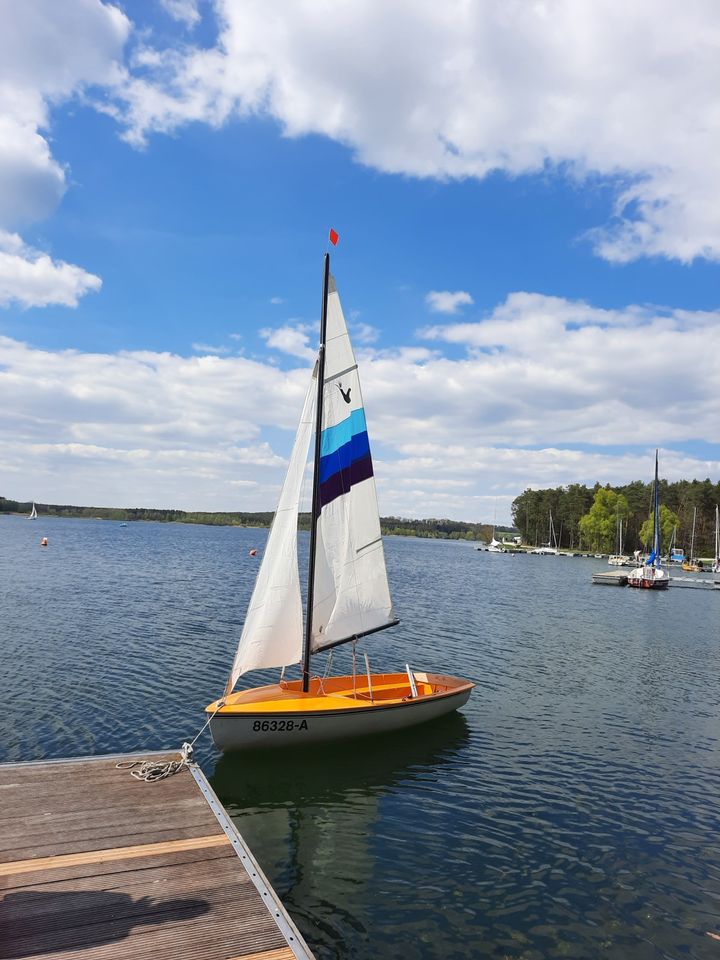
207, 671, 474, 751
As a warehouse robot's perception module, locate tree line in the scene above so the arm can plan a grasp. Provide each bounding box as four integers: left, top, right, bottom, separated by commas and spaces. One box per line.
0, 497, 500, 542
512, 478, 720, 555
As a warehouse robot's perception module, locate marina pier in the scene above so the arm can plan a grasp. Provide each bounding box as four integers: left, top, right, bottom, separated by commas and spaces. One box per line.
0, 752, 314, 960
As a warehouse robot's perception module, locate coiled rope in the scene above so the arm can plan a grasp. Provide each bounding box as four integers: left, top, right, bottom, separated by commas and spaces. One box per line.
116, 701, 224, 782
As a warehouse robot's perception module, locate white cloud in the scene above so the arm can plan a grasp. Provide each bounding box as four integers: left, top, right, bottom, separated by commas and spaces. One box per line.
425, 290, 474, 315
0, 336, 308, 510
270, 296, 285, 305
0, 232, 102, 308
260, 324, 316, 360
106, 0, 720, 263
2, 288, 720, 518
350, 321, 380, 344
375, 445, 720, 524
0, 0, 129, 307
5, 1, 720, 271
0, 1, 128, 228
414, 292, 720, 447
159, 0, 201, 28
192, 342, 231, 355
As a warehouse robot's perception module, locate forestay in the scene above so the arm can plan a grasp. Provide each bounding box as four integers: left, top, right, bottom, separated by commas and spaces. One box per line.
310, 276, 396, 651
226, 367, 317, 691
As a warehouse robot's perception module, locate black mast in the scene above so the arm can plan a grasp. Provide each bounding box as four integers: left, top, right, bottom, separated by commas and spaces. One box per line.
653, 448, 660, 567
301, 253, 330, 693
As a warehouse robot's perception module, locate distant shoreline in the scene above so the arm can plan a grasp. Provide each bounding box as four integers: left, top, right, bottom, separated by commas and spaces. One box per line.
0, 499, 509, 542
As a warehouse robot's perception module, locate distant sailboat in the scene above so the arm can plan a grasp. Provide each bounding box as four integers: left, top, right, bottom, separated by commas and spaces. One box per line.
712, 505, 719, 574
666, 525, 684, 563
681, 507, 702, 572
27, 502, 38, 520
627, 451, 669, 590
486, 535, 507, 553
608, 511, 629, 566
206, 249, 474, 751
486, 500, 507, 552
532, 511, 558, 554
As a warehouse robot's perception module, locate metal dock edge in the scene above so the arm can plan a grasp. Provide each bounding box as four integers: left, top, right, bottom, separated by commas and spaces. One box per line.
187, 762, 313, 960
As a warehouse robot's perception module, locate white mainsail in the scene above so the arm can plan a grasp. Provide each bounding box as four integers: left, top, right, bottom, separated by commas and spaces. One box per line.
310, 276, 396, 652
226, 367, 317, 691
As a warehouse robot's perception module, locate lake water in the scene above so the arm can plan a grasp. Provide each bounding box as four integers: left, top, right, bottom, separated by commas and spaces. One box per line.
2, 516, 720, 959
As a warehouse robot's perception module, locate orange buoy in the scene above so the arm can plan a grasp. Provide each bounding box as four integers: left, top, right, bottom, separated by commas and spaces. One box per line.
249, 549, 257, 557
40, 537, 48, 547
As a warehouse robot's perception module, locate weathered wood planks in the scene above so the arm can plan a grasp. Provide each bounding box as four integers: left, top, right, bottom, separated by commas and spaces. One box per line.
0, 753, 314, 960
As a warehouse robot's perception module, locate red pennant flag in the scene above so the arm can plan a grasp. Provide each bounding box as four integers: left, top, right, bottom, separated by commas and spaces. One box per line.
329, 228, 339, 246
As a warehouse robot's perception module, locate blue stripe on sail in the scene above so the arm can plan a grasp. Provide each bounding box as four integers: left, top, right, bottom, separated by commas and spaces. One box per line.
320, 408, 367, 458
319, 431, 370, 484
319, 453, 374, 510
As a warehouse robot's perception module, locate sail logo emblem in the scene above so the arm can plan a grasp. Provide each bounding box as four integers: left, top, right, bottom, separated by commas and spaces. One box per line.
338, 382, 352, 404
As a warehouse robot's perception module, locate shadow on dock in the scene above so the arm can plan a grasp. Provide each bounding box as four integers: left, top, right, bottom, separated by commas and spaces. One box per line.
0, 890, 209, 959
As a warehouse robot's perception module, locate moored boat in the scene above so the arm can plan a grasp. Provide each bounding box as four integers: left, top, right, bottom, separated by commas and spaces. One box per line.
627, 451, 669, 590
608, 513, 629, 565
206, 241, 474, 751
681, 507, 702, 571
209, 672, 473, 751
531, 511, 559, 554
487, 535, 507, 553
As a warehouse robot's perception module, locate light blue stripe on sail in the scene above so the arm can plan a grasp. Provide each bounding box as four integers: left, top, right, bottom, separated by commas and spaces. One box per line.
320, 408, 367, 457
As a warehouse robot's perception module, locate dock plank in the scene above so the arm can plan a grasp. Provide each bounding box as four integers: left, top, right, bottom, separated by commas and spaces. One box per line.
0, 754, 313, 960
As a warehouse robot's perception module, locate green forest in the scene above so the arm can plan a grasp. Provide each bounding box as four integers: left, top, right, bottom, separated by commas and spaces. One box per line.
512, 478, 720, 556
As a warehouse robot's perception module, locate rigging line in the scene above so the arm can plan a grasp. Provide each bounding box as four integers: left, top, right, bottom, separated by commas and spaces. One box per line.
116, 702, 225, 782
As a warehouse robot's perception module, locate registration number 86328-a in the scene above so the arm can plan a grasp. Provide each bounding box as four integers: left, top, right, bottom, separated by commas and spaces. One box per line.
252, 719, 309, 732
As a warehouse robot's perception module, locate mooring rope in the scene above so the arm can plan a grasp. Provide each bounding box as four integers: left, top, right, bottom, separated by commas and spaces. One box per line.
116, 701, 225, 782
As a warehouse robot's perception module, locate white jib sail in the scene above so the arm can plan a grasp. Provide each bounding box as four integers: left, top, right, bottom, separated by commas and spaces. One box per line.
311, 276, 396, 652
226, 366, 317, 692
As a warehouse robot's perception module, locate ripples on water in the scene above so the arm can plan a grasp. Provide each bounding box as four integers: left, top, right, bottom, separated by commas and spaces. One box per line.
2, 517, 720, 958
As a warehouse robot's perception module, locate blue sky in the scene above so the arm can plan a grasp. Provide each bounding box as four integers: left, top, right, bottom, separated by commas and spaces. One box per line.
1, 0, 719, 522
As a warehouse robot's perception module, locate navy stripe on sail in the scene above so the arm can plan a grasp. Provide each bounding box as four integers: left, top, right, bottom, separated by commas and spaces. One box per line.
319, 431, 370, 484
319, 452, 374, 509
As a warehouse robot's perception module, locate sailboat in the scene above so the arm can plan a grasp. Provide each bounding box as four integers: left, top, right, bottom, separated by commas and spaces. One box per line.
627, 451, 669, 590
666, 525, 684, 563
712, 505, 719, 574
608, 511, 629, 565
681, 507, 702, 571
486, 534, 507, 553
485, 500, 507, 552
27, 502, 38, 520
206, 250, 474, 751
531, 511, 558, 554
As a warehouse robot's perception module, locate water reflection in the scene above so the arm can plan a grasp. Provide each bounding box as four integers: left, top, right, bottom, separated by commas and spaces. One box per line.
211, 715, 472, 959
212, 711, 471, 807
5, 521, 720, 959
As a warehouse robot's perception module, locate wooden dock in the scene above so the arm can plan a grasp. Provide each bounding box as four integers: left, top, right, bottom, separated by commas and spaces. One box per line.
668, 575, 719, 589
592, 570, 629, 585
0, 752, 314, 960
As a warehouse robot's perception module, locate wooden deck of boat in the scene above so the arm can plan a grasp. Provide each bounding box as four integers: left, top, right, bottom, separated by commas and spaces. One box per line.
0, 752, 314, 960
